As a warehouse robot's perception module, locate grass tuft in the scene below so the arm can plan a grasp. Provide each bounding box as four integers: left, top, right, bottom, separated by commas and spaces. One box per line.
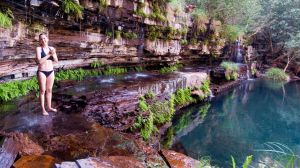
265, 68, 289, 81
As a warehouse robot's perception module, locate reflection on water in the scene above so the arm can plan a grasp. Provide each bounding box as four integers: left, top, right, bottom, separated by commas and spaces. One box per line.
172, 79, 300, 167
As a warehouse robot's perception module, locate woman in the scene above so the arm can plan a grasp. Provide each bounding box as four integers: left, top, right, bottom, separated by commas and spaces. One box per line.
36, 33, 58, 115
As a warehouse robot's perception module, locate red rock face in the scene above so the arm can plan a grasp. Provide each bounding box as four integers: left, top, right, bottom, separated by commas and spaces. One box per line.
161, 149, 201, 168
0, 0, 225, 81
13, 155, 56, 168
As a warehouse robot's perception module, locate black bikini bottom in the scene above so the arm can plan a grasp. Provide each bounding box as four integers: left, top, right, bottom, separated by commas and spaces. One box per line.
37, 70, 54, 77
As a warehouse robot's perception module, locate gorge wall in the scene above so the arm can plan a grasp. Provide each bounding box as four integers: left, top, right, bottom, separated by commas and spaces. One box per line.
0, 0, 224, 81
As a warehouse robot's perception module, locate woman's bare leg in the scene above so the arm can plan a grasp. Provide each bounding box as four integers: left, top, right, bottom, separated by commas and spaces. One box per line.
38, 72, 48, 115
46, 71, 57, 112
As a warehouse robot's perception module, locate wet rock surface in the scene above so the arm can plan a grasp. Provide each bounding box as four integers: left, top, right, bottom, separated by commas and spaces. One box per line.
0, 69, 210, 167
161, 149, 202, 168
13, 155, 56, 168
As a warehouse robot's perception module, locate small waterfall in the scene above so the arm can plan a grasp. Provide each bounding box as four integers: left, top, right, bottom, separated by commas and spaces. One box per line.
235, 40, 243, 63
138, 76, 187, 96
246, 64, 254, 80
138, 26, 145, 56
209, 89, 215, 98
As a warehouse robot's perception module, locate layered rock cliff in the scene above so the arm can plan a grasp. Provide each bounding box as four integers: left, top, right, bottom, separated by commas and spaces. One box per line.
0, 0, 224, 81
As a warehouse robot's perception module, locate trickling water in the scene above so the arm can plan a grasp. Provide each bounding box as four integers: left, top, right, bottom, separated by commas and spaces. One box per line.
138, 26, 145, 57
235, 40, 243, 63
99, 77, 115, 83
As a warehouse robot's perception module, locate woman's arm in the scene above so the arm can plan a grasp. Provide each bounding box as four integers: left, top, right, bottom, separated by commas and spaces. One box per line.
50, 47, 58, 63
36, 47, 53, 64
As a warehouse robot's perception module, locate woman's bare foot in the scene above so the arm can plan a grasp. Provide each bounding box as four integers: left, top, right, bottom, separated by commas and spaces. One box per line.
42, 111, 49, 116
48, 107, 57, 112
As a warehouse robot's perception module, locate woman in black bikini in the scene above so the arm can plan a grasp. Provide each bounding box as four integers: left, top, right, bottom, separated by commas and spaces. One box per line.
36, 33, 58, 115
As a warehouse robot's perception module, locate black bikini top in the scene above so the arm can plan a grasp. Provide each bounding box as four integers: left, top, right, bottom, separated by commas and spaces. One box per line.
41, 47, 54, 61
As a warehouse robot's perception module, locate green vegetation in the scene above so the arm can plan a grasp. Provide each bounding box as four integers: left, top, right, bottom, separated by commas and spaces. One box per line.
159, 64, 183, 74
151, 95, 175, 125
174, 88, 194, 107
138, 96, 149, 111
180, 39, 188, 45
133, 93, 176, 140
62, 0, 84, 20
0, 78, 39, 101
221, 61, 239, 81
55, 68, 93, 81
199, 79, 210, 96
0, 7, 13, 29
29, 22, 45, 33
0, 64, 140, 102
102, 66, 127, 75
221, 25, 244, 42
147, 26, 162, 41
97, 0, 108, 11
90, 60, 103, 68
133, 79, 211, 140
134, 2, 147, 18
231, 155, 252, 168
265, 68, 289, 81
132, 66, 143, 72
197, 156, 212, 168
149, 1, 167, 22
140, 112, 154, 140
161, 127, 174, 148
114, 31, 121, 39
146, 25, 186, 41
144, 91, 155, 100
122, 32, 138, 39
106, 31, 113, 38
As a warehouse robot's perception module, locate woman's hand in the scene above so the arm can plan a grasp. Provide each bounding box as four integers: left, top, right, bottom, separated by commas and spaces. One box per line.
49, 48, 56, 56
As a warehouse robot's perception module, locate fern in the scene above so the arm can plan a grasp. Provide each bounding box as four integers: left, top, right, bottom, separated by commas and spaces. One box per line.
0, 8, 13, 28
62, 0, 84, 20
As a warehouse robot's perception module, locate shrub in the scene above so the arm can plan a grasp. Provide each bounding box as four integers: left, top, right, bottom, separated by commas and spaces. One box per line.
122, 32, 138, 39
190, 38, 198, 45
174, 88, 195, 106
164, 26, 176, 41
62, 0, 84, 20
0, 8, 13, 28
265, 68, 289, 81
114, 31, 121, 39
140, 111, 154, 140
138, 96, 149, 111
144, 91, 154, 100
134, 2, 147, 18
147, 26, 162, 41
151, 99, 175, 125
180, 39, 188, 45
221, 61, 239, 81
221, 25, 244, 42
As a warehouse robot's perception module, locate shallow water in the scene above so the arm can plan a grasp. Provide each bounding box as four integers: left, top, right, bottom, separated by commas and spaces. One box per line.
172, 79, 300, 167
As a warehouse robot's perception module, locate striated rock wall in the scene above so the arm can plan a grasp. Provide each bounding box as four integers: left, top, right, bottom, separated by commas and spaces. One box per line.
0, 0, 224, 81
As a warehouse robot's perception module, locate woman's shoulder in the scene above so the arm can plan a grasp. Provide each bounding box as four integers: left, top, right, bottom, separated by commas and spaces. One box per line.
36, 46, 41, 51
